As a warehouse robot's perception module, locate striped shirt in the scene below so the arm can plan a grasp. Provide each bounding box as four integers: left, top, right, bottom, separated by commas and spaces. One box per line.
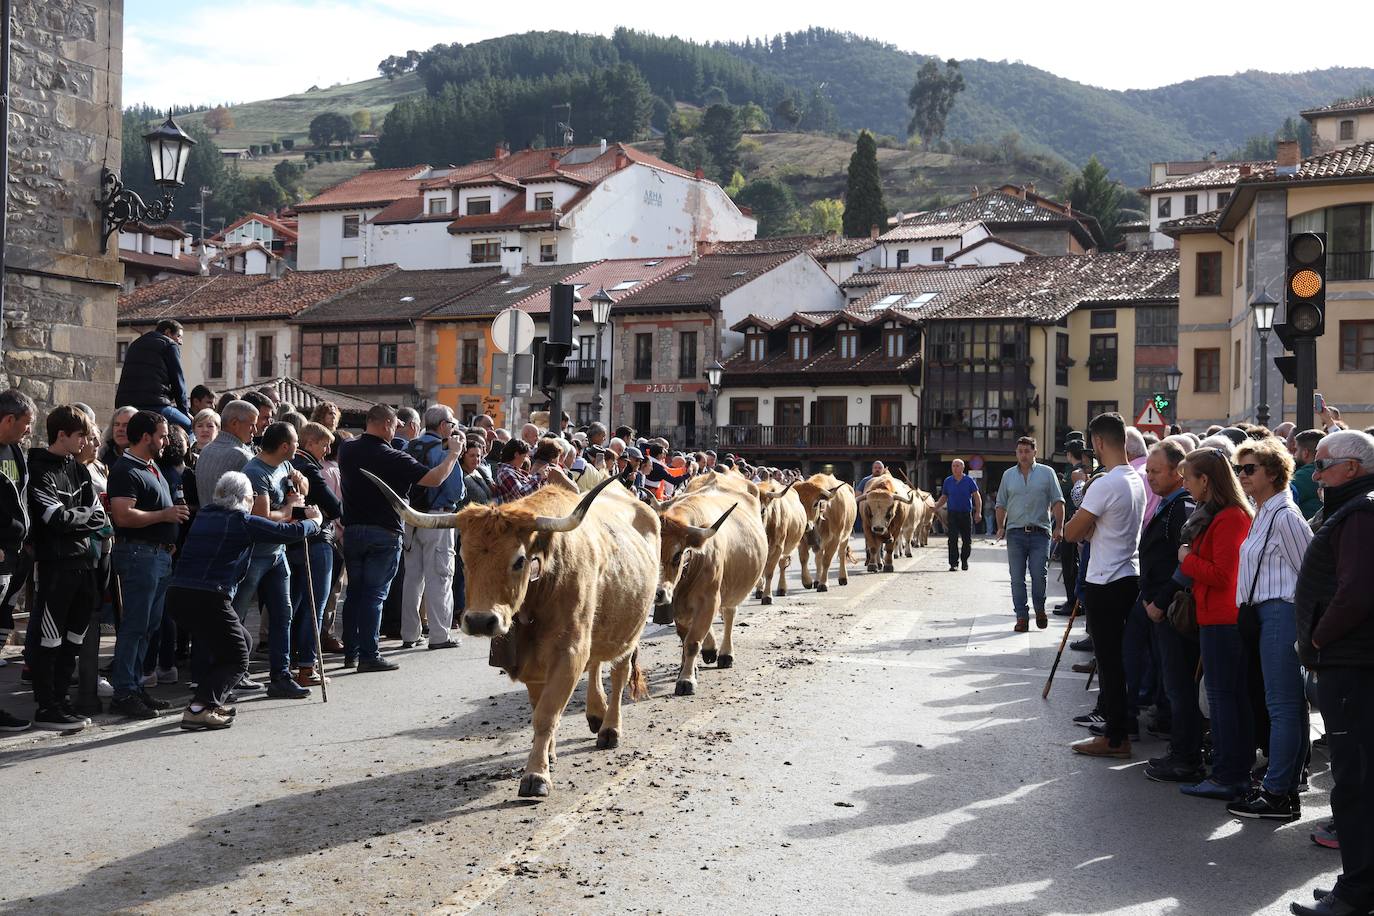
1236, 489, 1313, 605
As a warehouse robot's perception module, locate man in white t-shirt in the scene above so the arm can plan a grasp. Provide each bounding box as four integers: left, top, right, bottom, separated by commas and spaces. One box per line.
1063, 411, 1146, 759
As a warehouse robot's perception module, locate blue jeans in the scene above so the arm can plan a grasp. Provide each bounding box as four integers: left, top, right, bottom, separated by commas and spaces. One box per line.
159, 405, 192, 431
1255, 599, 1308, 794
232, 549, 293, 681
1156, 618, 1203, 767
1200, 624, 1255, 785
1005, 528, 1049, 620
288, 539, 333, 668
111, 542, 174, 698
342, 524, 402, 662
1123, 598, 1168, 722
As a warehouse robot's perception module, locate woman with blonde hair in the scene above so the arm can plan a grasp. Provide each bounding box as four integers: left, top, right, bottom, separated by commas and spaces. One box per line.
1226, 437, 1314, 821
1176, 447, 1254, 801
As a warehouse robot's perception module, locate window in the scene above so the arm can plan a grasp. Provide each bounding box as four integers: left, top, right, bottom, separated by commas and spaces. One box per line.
1136, 306, 1178, 346
471, 239, 500, 264
1184, 194, 1199, 216
1290, 204, 1374, 280
534, 192, 554, 211
678, 331, 697, 379
609, 280, 641, 291
747, 333, 766, 362
427, 196, 449, 215
876, 294, 904, 307
930, 246, 944, 262
460, 339, 479, 384
322, 344, 340, 369
838, 330, 859, 359
208, 337, 225, 380
342, 215, 360, 238
575, 402, 593, 426
728, 398, 757, 426
1055, 332, 1069, 386
1196, 251, 1222, 295
379, 342, 398, 368
871, 396, 901, 428
633, 401, 651, 434
895, 249, 909, 267
776, 398, 804, 430
1195, 348, 1220, 392
1157, 197, 1171, 219
539, 238, 556, 263
1340, 119, 1356, 141
1090, 310, 1116, 329
340, 256, 359, 269
1217, 191, 1231, 209
634, 333, 653, 379
1088, 334, 1117, 381
789, 330, 811, 361
466, 197, 491, 216
884, 330, 905, 358
1341, 321, 1374, 371
257, 335, 275, 379
1087, 401, 1119, 425
1235, 237, 1245, 287
116, 340, 129, 364
1055, 398, 1069, 442
677, 401, 696, 442
1233, 339, 1243, 389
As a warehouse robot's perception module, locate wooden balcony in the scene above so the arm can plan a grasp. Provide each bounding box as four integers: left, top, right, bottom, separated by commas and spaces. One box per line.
716, 424, 920, 455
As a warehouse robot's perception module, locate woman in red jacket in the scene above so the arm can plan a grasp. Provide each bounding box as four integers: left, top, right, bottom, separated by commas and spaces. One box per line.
1178, 447, 1255, 801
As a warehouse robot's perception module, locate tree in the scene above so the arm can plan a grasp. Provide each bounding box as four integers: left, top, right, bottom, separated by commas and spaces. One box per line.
774, 95, 801, 131
842, 131, 887, 238
204, 105, 234, 135
273, 159, 306, 199
699, 104, 741, 182
351, 109, 373, 134
1064, 155, 1124, 249
805, 198, 845, 235
661, 121, 681, 165
907, 59, 965, 143
309, 112, 354, 148
733, 178, 799, 237
736, 102, 771, 133
798, 86, 837, 133
680, 139, 718, 183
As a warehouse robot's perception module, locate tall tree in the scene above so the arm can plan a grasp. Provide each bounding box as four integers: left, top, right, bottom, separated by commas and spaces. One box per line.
351, 109, 373, 133
733, 178, 799, 237
309, 112, 354, 148
774, 95, 801, 131
1064, 155, 1123, 249
699, 104, 741, 182
203, 105, 234, 135
661, 121, 681, 165
798, 86, 837, 133
907, 59, 965, 143
805, 198, 845, 235
842, 130, 886, 238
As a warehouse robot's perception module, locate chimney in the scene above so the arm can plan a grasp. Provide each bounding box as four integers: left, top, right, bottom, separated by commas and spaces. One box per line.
615, 150, 630, 170
548, 155, 559, 171
869, 224, 880, 240
970, 185, 980, 198
1026, 182, 1036, 197
1207, 150, 1218, 163
500, 244, 524, 278
1277, 140, 1300, 174
599, 138, 608, 154
1239, 164, 1252, 177
493, 142, 510, 160
696, 239, 713, 259
694, 167, 705, 180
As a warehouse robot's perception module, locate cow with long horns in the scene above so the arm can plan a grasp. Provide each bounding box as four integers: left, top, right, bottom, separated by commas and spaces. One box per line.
793, 473, 857, 591
755, 478, 805, 604
363, 469, 658, 799
858, 473, 915, 572
654, 471, 767, 696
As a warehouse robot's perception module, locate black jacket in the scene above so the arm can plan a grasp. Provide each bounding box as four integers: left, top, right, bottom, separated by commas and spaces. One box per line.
1138, 490, 1194, 608
1296, 474, 1374, 669
114, 330, 189, 415
25, 448, 108, 569
289, 450, 341, 542
461, 463, 495, 507
0, 444, 29, 575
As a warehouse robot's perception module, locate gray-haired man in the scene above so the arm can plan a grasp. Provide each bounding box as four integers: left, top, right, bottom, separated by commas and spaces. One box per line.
399, 404, 464, 649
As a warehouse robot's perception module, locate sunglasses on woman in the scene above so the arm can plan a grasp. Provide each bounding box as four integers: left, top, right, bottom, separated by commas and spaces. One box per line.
1232, 463, 1259, 476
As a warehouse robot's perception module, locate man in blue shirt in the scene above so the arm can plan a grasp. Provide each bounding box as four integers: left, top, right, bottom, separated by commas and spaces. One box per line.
995, 436, 1065, 632
399, 405, 466, 649
935, 459, 982, 572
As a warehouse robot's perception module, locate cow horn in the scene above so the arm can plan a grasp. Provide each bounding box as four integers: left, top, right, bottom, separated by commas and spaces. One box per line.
362, 470, 459, 529
899, 491, 916, 504
759, 479, 795, 503
686, 502, 738, 544
827, 484, 843, 496
532, 472, 618, 533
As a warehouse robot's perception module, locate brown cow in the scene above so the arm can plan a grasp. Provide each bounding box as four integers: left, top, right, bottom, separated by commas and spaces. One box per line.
655, 471, 768, 696
793, 473, 857, 592
755, 479, 806, 604
364, 469, 658, 799
858, 473, 914, 572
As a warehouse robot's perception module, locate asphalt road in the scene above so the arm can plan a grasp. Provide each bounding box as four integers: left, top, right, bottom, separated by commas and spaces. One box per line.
0, 536, 1340, 915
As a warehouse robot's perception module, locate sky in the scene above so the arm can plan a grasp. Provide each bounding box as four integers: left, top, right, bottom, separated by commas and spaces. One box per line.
124, 0, 1374, 108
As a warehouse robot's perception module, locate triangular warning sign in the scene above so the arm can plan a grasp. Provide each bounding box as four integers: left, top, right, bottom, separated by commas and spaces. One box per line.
1136, 402, 1164, 427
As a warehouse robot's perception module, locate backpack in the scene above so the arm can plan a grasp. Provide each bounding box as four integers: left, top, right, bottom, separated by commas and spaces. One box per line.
404, 437, 443, 511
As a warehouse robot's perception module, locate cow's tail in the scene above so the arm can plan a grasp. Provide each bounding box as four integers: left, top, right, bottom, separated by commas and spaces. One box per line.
628, 648, 650, 701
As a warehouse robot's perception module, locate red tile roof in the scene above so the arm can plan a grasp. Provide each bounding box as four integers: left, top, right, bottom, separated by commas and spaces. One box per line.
119, 249, 203, 276
293, 266, 502, 324
944, 235, 1039, 261
422, 262, 600, 320
213, 212, 299, 243
294, 167, 430, 213
223, 376, 376, 414
839, 265, 1005, 317
1241, 139, 1374, 184
1159, 210, 1222, 235
878, 220, 982, 243
613, 252, 803, 312
118, 265, 394, 324
1301, 96, 1374, 118
515, 257, 691, 315
1140, 161, 1270, 194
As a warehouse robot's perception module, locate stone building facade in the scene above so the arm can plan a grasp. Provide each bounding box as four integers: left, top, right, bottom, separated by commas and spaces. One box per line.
3, 0, 122, 419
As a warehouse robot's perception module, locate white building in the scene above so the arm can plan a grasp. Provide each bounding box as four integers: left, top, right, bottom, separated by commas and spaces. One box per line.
1303, 95, 1374, 153
293, 143, 756, 272
117, 223, 201, 290
876, 220, 989, 269
1139, 159, 1263, 250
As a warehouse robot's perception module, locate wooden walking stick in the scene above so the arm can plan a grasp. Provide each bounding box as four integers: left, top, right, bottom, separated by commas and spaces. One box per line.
302, 544, 327, 703
1042, 597, 1081, 698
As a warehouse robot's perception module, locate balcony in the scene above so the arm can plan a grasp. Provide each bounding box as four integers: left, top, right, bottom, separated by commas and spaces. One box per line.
716, 424, 920, 454
1329, 250, 1374, 282
646, 426, 715, 449
562, 359, 606, 386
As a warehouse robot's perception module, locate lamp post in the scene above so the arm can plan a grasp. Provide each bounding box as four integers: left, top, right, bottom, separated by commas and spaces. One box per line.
705, 359, 724, 447
589, 287, 613, 428
1250, 292, 1277, 427
1164, 366, 1183, 428
98, 115, 197, 253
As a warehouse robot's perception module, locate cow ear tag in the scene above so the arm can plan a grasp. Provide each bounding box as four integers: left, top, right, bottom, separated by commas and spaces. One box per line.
527, 557, 543, 582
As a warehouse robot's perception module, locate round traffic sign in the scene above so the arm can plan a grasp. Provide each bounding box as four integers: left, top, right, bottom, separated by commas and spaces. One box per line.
491, 307, 536, 355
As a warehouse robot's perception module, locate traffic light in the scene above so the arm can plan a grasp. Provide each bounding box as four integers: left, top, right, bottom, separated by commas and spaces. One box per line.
1286, 232, 1326, 338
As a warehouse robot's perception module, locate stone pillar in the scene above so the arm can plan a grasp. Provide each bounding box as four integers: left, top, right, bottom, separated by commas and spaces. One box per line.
3, 0, 123, 420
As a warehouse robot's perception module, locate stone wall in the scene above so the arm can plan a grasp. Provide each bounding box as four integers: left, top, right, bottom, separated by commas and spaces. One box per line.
2, 0, 122, 419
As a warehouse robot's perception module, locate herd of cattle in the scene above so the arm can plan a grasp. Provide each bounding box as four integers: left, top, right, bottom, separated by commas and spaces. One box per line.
367, 467, 936, 799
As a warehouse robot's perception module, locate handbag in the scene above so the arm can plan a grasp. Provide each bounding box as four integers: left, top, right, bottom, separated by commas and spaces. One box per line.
1167, 587, 1198, 639
1235, 511, 1276, 627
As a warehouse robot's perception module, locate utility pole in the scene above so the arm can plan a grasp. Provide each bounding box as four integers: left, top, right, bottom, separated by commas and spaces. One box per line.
191, 186, 213, 245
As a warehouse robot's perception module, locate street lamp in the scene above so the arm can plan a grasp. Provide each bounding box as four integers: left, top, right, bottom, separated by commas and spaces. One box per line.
589, 287, 613, 426
705, 359, 724, 447
99, 115, 197, 253
1251, 292, 1278, 426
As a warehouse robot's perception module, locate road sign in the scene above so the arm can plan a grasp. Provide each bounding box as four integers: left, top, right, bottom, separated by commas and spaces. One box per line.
1135, 401, 1165, 431
489, 354, 534, 397
490, 308, 535, 355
